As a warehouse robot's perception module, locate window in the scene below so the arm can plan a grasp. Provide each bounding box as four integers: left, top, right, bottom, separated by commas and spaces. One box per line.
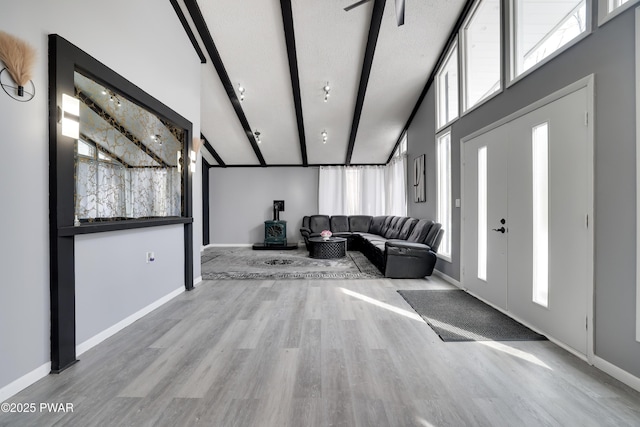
462, 0, 501, 111
436, 41, 459, 129
477, 146, 488, 280
532, 123, 549, 307
392, 132, 408, 159
513, 0, 587, 78
609, 0, 631, 11
437, 131, 452, 260
599, 0, 639, 24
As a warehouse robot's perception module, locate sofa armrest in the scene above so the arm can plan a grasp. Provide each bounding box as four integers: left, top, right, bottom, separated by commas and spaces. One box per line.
384, 240, 437, 278
385, 240, 432, 254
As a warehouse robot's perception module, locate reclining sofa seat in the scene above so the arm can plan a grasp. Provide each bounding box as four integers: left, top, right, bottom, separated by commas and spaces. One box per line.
301, 214, 443, 278
384, 221, 441, 278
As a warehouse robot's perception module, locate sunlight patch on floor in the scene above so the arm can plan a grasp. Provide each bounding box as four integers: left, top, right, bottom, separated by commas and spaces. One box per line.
430, 320, 552, 370
415, 417, 437, 427
340, 287, 424, 322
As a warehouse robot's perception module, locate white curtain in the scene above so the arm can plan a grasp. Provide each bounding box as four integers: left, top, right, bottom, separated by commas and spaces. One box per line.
385, 155, 408, 216
128, 168, 181, 218
318, 166, 347, 215
318, 157, 407, 216
356, 166, 385, 215
96, 162, 126, 217
76, 159, 181, 219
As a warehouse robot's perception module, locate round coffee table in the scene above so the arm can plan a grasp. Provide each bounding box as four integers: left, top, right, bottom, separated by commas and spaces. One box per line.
308, 237, 347, 259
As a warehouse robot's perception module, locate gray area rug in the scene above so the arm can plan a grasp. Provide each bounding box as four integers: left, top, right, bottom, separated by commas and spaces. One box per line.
202, 247, 382, 280
398, 289, 547, 342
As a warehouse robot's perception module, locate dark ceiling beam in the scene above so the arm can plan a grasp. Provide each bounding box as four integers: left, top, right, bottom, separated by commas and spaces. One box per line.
201, 133, 226, 167
385, 0, 476, 164
76, 90, 171, 168
345, 0, 386, 166
170, 0, 206, 64
183, 0, 266, 166
279, 0, 308, 166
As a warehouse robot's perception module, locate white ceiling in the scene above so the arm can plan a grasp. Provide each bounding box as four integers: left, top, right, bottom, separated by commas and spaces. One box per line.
178, 0, 467, 166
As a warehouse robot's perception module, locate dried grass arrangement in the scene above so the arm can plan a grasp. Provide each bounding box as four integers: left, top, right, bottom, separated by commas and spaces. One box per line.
0, 31, 36, 96
192, 137, 204, 154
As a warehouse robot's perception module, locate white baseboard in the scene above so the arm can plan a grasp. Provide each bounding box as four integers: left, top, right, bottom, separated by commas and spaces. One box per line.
76, 286, 185, 356
203, 243, 253, 248
203, 243, 306, 249
433, 269, 461, 287
193, 276, 202, 285
594, 356, 640, 392
0, 362, 51, 403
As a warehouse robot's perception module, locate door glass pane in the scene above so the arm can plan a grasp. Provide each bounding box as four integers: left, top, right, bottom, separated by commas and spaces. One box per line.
437, 132, 452, 258
478, 146, 488, 280
532, 123, 549, 307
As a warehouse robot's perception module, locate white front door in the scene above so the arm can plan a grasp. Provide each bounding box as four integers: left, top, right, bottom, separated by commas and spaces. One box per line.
462, 125, 508, 310
462, 84, 592, 357
507, 87, 590, 355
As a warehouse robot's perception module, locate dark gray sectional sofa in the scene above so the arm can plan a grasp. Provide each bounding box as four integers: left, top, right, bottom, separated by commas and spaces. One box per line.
300, 215, 444, 278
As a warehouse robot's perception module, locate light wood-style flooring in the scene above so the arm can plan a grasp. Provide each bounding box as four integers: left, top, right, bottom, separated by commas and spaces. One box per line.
2, 276, 640, 426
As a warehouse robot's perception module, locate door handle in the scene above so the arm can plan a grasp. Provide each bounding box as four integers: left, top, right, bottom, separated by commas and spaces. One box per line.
492, 226, 506, 233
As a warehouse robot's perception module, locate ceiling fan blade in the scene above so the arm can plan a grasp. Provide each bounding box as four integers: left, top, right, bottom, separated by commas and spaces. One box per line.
395, 0, 405, 26
344, 0, 373, 12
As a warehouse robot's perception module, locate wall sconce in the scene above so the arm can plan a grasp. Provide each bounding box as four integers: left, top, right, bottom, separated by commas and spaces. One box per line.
238, 84, 245, 102
60, 93, 80, 139
254, 130, 261, 144
321, 130, 328, 144
190, 150, 197, 173
323, 82, 330, 102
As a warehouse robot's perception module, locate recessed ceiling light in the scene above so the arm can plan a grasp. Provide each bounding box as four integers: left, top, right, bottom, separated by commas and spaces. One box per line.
238, 84, 245, 102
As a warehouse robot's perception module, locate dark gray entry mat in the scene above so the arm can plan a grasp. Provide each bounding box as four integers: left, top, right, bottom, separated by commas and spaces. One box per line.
397, 289, 547, 342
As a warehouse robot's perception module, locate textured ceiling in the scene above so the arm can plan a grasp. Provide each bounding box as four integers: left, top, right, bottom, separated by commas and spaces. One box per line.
175, 0, 467, 166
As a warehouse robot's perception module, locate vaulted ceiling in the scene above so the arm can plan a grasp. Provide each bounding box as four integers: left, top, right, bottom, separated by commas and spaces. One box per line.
171, 0, 468, 167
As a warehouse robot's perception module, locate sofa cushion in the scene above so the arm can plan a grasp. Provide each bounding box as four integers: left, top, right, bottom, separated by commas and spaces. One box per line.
330, 215, 350, 232
384, 217, 409, 239
349, 215, 373, 232
380, 216, 395, 236
397, 218, 418, 240
309, 215, 331, 233
361, 233, 387, 243
368, 216, 387, 235
407, 219, 433, 243
423, 223, 442, 247
373, 241, 387, 252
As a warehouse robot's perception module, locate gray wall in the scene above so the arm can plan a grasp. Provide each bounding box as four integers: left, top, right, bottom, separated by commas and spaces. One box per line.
407, 7, 640, 377
209, 167, 319, 244
0, 0, 201, 397
75, 226, 184, 345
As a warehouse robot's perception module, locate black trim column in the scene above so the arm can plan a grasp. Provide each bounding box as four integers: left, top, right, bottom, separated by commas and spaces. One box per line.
49, 35, 79, 373
202, 158, 210, 246
48, 34, 195, 372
